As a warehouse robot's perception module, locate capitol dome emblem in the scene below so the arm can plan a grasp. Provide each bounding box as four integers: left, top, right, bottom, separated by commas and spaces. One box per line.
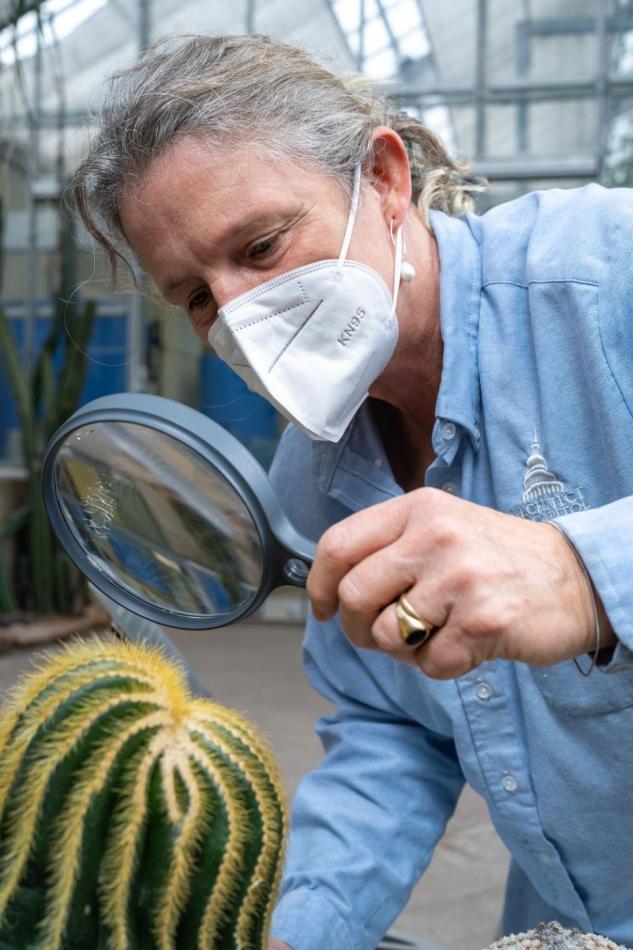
510, 433, 588, 522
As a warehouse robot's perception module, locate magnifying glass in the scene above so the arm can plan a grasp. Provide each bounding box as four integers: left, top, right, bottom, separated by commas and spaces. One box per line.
42, 393, 315, 630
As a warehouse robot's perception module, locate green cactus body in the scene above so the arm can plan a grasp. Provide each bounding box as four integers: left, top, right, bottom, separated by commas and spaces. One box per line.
0, 637, 287, 949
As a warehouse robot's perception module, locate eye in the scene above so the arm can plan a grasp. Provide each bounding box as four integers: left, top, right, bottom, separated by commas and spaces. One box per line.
187, 288, 212, 314
247, 233, 279, 260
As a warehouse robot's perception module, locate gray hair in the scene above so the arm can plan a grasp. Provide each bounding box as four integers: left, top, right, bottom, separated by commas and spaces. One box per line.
72, 33, 485, 283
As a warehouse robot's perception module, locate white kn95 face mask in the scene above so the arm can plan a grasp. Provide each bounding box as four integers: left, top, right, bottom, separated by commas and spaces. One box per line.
207, 165, 403, 442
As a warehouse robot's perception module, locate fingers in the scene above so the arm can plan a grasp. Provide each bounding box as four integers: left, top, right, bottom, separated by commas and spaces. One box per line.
370, 586, 447, 660
306, 487, 505, 678
335, 544, 423, 647
371, 597, 479, 680
415, 628, 480, 680
305, 488, 597, 678
368, 599, 437, 667
307, 494, 412, 620
335, 550, 444, 649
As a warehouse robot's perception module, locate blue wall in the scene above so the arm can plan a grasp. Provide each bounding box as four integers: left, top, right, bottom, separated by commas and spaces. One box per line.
200, 353, 280, 470
0, 306, 128, 460
0, 307, 284, 472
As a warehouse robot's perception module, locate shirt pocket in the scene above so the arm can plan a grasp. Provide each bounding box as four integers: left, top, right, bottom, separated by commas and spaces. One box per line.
526, 659, 633, 716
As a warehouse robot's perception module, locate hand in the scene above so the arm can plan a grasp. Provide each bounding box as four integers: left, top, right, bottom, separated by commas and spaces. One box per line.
269, 942, 292, 950
307, 487, 614, 679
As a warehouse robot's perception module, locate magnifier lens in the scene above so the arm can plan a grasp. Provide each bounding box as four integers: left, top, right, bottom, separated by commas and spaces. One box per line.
53, 421, 265, 621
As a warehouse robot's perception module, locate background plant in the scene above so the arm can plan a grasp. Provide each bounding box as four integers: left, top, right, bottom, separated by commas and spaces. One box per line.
0, 0, 97, 617
0, 212, 96, 616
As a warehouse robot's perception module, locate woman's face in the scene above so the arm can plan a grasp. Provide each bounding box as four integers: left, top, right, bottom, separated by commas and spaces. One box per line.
119, 138, 395, 342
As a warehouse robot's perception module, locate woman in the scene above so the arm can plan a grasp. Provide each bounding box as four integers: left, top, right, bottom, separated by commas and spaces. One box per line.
73, 34, 633, 950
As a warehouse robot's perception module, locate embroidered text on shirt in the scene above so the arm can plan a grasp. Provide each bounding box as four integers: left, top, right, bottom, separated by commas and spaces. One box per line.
510, 434, 588, 522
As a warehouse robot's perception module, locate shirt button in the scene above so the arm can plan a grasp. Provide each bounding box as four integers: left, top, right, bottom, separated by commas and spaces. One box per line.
502, 774, 518, 794
475, 681, 492, 701
539, 852, 553, 865
441, 482, 458, 495
474, 424, 481, 439
441, 421, 456, 440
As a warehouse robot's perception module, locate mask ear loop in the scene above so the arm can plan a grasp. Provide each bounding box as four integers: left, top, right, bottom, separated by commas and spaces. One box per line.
337, 164, 362, 270
390, 222, 404, 316
338, 164, 402, 316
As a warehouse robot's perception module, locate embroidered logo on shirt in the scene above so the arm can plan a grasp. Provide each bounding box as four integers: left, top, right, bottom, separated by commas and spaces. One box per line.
510, 433, 588, 522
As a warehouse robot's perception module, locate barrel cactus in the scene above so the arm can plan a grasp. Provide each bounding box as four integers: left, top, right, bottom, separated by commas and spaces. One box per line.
486, 922, 627, 949
0, 636, 287, 949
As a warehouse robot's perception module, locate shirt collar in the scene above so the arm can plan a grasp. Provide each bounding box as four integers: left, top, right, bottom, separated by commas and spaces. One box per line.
429, 209, 482, 444
313, 209, 483, 497
313, 400, 402, 505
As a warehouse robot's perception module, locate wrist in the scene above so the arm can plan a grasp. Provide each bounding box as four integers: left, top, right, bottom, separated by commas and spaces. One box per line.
550, 520, 615, 673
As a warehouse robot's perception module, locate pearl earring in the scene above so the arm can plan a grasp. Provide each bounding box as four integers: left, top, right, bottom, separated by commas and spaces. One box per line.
401, 260, 416, 282
390, 220, 417, 283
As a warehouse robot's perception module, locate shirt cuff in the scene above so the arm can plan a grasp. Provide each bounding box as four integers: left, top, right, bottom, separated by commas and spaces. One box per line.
271, 889, 359, 950
555, 501, 633, 673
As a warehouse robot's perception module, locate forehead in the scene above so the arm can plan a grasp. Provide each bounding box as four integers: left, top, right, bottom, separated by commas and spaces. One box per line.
120, 138, 340, 238
118, 138, 352, 290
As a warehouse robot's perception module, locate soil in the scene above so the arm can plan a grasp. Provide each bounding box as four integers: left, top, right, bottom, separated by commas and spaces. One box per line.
0, 601, 111, 652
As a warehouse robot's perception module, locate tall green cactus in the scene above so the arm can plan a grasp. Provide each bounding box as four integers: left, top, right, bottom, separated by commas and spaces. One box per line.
0, 637, 287, 949
0, 190, 97, 615
0, 295, 97, 616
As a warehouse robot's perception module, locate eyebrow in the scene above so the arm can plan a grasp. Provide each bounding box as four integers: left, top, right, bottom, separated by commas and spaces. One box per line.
161, 206, 302, 297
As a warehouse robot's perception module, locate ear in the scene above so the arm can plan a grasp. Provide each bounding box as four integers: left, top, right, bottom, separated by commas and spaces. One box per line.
368, 126, 412, 230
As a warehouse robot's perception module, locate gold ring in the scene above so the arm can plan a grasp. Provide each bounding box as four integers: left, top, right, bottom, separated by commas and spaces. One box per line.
395, 594, 437, 647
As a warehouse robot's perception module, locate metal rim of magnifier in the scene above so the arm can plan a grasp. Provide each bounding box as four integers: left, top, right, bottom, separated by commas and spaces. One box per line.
42, 393, 315, 630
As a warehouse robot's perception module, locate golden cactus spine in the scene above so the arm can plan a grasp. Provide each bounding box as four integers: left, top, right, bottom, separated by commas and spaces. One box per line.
0, 636, 287, 950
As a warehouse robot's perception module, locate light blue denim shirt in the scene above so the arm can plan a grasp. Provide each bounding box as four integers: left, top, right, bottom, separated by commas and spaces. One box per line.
269, 185, 633, 950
